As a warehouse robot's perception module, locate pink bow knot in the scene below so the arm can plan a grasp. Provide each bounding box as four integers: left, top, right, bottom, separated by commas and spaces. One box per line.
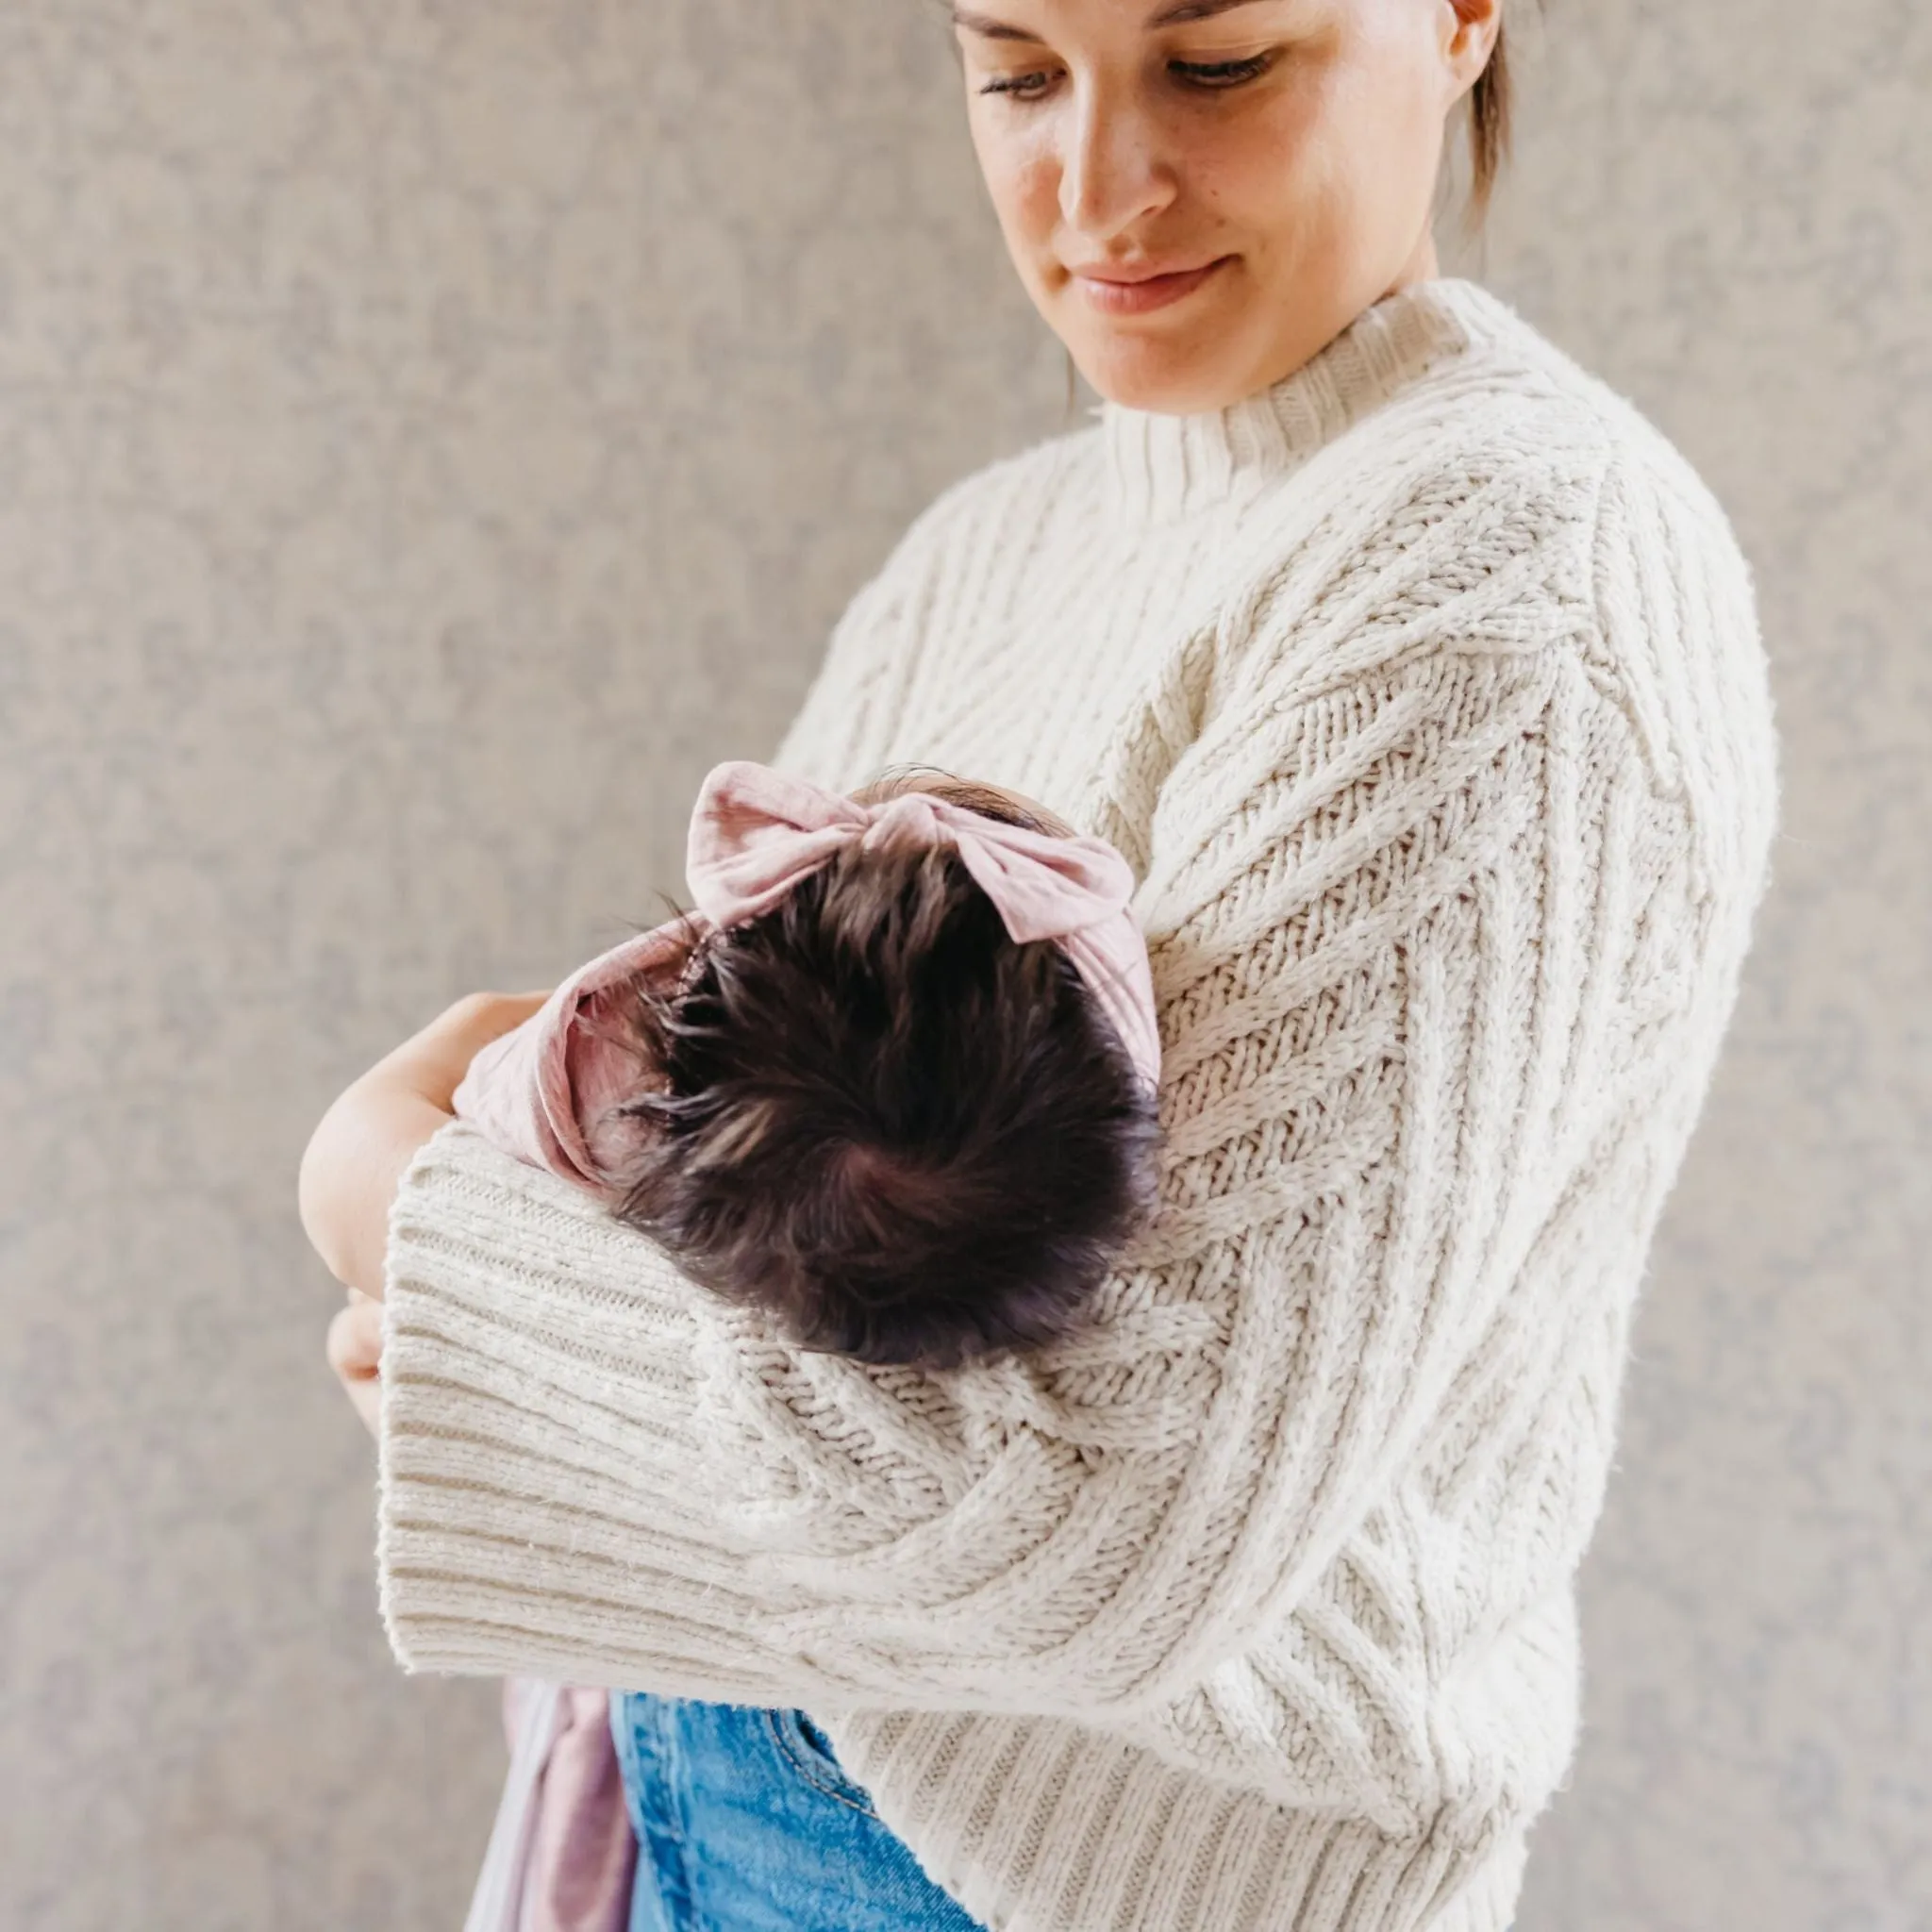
859, 791, 943, 850
687, 762, 1141, 953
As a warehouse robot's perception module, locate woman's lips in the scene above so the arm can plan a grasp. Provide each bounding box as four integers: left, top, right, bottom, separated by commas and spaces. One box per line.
1071, 257, 1232, 316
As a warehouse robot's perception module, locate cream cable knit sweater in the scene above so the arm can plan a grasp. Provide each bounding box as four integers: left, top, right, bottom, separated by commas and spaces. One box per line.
377, 277, 1777, 1932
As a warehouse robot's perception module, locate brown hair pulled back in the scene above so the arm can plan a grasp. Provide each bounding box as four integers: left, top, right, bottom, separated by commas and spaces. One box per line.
1466, 16, 1514, 221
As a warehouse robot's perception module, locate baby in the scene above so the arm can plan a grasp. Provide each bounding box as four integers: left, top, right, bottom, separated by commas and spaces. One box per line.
454, 758, 1163, 1369
452, 758, 1163, 1932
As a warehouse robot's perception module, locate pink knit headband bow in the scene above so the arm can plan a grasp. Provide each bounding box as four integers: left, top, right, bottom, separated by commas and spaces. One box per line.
685, 764, 1159, 1089
451, 762, 1160, 1193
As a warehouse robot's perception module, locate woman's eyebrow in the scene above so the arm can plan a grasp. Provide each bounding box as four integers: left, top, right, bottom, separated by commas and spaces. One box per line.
948, 6, 1039, 41
1147, 0, 1274, 22
950, 0, 1274, 39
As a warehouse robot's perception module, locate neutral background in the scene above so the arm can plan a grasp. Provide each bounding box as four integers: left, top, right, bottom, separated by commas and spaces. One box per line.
1, 3, 1924, 1927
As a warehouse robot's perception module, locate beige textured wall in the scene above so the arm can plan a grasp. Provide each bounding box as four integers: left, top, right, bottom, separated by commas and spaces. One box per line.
1466, 7, 1932, 1926
0, 7, 1060, 1927
0, 4, 1922, 1929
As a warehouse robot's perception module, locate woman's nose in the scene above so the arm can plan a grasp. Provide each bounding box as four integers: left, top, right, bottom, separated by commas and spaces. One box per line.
1057, 88, 1176, 242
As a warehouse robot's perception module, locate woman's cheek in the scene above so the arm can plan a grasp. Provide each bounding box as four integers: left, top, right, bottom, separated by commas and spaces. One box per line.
977, 135, 1070, 307
981, 116, 1052, 225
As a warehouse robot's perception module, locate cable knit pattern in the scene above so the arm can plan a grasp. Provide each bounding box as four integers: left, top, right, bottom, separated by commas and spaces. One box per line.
376, 279, 1778, 1932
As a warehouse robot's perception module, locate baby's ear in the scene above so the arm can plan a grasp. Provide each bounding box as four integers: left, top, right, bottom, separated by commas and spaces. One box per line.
445, 974, 643, 1192
458, 920, 697, 1192
567, 989, 668, 1185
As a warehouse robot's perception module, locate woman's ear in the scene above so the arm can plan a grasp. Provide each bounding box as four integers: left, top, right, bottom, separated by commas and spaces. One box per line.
1440, 0, 1505, 99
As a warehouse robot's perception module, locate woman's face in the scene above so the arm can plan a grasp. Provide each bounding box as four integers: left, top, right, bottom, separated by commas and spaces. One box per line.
954, 0, 1500, 413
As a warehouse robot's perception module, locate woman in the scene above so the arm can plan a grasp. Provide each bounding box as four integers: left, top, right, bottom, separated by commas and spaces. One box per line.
303, 2, 1779, 1928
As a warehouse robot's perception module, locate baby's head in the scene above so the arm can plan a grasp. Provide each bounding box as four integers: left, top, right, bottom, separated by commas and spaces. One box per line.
602, 768, 1161, 1371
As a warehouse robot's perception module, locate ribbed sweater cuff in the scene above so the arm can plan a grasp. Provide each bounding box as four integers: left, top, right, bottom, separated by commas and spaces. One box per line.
375, 1119, 807, 1704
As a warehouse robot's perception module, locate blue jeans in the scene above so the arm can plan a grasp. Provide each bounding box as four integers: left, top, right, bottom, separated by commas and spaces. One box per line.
609, 1692, 990, 1931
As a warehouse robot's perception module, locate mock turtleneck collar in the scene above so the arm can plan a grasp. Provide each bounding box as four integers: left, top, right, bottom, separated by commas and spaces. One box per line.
1100, 275, 1506, 523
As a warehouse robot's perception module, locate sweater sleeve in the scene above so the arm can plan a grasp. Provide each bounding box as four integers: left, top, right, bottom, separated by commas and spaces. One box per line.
376, 452, 1736, 1720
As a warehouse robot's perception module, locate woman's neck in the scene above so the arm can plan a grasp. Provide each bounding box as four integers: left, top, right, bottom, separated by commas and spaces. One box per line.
1098, 275, 1493, 525
1384, 224, 1443, 300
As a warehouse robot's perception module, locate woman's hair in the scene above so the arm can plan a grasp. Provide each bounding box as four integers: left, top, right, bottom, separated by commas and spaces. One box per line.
602, 816, 1161, 1371
1467, 18, 1514, 220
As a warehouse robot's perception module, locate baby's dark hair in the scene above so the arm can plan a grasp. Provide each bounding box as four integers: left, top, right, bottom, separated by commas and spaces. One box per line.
602, 788, 1160, 1370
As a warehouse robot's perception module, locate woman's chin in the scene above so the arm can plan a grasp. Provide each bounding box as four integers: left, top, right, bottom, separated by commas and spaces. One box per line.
1072, 341, 1254, 417
1061, 310, 1265, 418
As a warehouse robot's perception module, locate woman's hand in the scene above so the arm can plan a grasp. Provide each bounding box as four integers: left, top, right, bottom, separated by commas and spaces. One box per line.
298, 991, 548, 1302
327, 1290, 386, 1440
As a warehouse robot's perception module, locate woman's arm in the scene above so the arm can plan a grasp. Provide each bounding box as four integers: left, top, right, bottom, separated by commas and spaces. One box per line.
375, 641, 1580, 1715
374, 693, 1650, 1707
373, 452, 1773, 1723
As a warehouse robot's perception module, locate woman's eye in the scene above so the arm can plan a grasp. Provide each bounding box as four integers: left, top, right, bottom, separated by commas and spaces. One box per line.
1171, 53, 1274, 89
974, 50, 1274, 102
977, 69, 1058, 100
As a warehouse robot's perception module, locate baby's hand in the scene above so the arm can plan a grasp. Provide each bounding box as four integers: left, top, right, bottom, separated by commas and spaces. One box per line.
326, 1290, 385, 1441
